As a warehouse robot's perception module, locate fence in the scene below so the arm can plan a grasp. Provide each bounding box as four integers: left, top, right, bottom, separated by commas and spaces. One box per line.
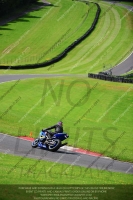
88, 73, 133, 84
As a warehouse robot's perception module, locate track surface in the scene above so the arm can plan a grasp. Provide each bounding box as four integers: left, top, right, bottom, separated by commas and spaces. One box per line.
0, 74, 86, 84
110, 52, 133, 76
0, 133, 133, 174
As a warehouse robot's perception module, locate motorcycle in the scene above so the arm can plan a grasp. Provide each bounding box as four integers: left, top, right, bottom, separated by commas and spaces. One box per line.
31, 131, 69, 152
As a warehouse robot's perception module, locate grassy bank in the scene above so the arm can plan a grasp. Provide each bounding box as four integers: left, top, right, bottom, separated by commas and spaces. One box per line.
0, 0, 96, 65
0, 0, 133, 74
0, 152, 132, 184
0, 77, 133, 162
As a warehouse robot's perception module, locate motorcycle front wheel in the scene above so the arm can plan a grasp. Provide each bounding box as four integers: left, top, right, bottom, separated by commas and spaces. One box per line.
31, 139, 39, 148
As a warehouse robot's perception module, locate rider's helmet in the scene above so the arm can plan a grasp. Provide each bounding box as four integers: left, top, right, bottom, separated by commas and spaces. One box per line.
57, 121, 63, 126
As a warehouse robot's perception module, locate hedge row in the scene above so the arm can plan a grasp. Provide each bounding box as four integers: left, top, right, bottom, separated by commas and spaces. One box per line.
0, 2, 101, 70
88, 73, 133, 84
123, 73, 133, 78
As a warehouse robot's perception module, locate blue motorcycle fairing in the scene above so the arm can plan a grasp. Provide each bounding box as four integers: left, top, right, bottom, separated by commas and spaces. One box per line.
38, 142, 47, 149
53, 133, 69, 141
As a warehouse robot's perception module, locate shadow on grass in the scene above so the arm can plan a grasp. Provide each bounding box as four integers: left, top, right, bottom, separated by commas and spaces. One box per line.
10, 13, 41, 23
25, 15, 41, 19
52, 5, 59, 7
0, 1, 59, 30
0, 27, 12, 30
0, 23, 13, 35
0, 23, 13, 32
0, 2, 48, 27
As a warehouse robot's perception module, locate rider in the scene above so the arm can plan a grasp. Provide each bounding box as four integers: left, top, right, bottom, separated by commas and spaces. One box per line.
39, 121, 63, 143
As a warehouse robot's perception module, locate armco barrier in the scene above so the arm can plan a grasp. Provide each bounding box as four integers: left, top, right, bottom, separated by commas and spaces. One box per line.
88, 73, 133, 84
0, 2, 101, 70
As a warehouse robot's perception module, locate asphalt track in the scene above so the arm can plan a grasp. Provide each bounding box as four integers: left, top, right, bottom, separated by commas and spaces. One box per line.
110, 52, 133, 76
0, 133, 133, 174
0, 74, 86, 84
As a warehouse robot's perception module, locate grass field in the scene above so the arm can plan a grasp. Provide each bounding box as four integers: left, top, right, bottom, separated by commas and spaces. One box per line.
0, 0, 97, 65
0, 77, 133, 162
0, 152, 133, 185
0, 152, 133, 199
0, 0, 133, 74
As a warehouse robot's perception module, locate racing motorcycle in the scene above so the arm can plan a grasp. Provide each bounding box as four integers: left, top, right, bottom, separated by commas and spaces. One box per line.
31, 131, 69, 152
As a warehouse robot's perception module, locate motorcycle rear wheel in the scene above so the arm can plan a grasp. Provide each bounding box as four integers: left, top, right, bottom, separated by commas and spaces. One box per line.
48, 139, 61, 152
